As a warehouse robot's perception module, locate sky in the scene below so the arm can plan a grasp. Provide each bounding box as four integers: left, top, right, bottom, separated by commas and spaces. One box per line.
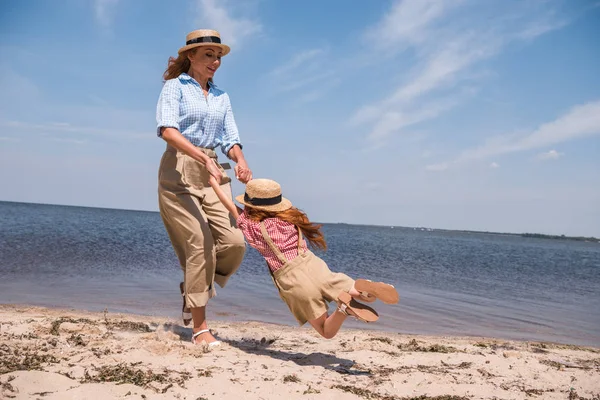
0, 0, 599, 237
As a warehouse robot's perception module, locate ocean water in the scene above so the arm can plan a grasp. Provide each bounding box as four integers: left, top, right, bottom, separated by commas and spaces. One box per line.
1, 201, 599, 346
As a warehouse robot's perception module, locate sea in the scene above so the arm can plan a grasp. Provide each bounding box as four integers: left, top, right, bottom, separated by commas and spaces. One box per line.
1, 201, 599, 347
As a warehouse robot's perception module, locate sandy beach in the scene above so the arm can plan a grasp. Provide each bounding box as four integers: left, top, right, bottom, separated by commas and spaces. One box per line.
0, 305, 598, 400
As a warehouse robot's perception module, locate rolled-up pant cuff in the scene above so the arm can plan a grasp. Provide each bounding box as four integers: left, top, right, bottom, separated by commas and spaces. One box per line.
186, 287, 217, 308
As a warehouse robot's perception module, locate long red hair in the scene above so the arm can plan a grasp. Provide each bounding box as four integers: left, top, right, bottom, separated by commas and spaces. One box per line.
162, 48, 213, 84
245, 207, 327, 251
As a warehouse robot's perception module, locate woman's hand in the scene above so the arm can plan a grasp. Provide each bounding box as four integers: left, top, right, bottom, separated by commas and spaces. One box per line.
206, 159, 224, 183
235, 159, 253, 184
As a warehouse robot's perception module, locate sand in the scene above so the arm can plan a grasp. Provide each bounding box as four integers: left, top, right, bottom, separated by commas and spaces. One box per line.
0, 304, 598, 400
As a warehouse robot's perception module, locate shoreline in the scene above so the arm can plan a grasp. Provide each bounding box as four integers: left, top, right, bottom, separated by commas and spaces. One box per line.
4, 298, 599, 349
1, 304, 599, 399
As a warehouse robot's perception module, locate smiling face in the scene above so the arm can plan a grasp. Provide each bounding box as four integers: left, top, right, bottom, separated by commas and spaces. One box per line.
187, 46, 222, 82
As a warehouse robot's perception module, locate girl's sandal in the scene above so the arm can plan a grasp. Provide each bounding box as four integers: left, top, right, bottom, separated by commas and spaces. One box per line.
355, 279, 400, 304
337, 292, 379, 322
179, 282, 192, 326
191, 329, 222, 347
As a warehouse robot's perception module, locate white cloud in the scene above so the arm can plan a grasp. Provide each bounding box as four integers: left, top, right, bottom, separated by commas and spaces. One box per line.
457, 101, 600, 162
425, 163, 448, 172
536, 149, 564, 161
265, 48, 340, 101
430, 100, 600, 169
352, 0, 570, 143
490, 162, 500, 169
94, 0, 120, 28
270, 49, 325, 78
196, 0, 262, 48
1, 120, 148, 141
355, 89, 473, 142
516, 19, 568, 40
365, 0, 464, 49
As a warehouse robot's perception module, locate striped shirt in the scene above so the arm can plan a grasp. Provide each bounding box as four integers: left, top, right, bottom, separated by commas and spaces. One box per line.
236, 211, 308, 272
155, 73, 242, 157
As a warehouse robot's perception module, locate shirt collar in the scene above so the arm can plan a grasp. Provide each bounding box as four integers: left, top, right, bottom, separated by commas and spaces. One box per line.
179, 73, 217, 88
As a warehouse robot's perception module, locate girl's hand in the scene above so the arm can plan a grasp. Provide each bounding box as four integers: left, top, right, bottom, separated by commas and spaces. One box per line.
234, 159, 253, 184
206, 159, 224, 183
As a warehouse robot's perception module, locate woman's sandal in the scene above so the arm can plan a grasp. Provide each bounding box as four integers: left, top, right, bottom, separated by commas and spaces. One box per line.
191, 329, 222, 347
355, 279, 400, 304
337, 292, 379, 322
179, 282, 192, 326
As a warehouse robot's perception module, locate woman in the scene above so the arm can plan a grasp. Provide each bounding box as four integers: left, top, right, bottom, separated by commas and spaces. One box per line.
156, 29, 252, 346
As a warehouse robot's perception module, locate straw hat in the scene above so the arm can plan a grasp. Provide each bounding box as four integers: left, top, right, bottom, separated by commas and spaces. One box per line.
178, 29, 231, 56
235, 179, 292, 212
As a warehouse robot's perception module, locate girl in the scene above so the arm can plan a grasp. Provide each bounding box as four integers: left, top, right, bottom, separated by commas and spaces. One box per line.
208, 176, 399, 339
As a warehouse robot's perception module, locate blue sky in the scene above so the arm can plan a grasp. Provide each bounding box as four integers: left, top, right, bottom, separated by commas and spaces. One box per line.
1, 0, 599, 236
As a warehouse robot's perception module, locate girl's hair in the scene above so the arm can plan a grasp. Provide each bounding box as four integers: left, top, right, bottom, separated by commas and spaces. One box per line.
162, 48, 214, 83
245, 207, 327, 251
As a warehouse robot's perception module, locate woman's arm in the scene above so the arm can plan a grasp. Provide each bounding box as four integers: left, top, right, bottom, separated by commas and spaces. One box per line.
228, 145, 252, 183
208, 175, 243, 220
221, 94, 252, 183
161, 128, 223, 181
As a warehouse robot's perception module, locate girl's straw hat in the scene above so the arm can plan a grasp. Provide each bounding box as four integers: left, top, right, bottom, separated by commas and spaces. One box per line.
235, 179, 292, 212
178, 29, 231, 56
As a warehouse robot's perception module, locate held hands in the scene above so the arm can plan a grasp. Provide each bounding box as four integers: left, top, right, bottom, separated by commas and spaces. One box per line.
234, 159, 253, 184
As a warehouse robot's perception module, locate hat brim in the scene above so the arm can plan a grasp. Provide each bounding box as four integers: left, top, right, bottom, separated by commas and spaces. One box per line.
178, 43, 231, 56
235, 194, 292, 212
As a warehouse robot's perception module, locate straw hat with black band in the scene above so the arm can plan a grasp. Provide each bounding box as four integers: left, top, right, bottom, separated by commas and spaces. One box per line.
178, 29, 231, 56
235, 179, 292, 212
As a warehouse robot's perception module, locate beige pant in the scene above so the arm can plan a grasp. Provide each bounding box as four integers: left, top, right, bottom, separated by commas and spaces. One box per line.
258, 221, 354, 325
273, 250, 355, 325
158, 145, 245, 308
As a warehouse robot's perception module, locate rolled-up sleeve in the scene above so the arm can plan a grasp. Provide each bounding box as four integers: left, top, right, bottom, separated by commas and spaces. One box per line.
156, 79, 181, 136
221, 93, 242, 156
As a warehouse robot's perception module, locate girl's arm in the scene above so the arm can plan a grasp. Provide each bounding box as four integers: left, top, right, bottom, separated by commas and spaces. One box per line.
209, 173, 243, 220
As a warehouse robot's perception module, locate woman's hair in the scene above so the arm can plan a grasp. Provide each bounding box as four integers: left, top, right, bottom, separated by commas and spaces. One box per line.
245, 207, 327, 251
163, 48, 214, 83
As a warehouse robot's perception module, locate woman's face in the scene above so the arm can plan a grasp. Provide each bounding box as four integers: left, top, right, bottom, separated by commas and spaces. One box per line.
188, 46, 222, 81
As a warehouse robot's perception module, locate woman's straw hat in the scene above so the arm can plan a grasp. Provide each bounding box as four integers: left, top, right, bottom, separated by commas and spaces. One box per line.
178, 29, 231, 56
235, 179, 292, 212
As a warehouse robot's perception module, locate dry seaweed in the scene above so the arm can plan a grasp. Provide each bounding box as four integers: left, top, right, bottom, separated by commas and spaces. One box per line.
105, 321, 151, 333
568, 388, 600, 400
197, 369, 213, 378
283, 374, 301, 383
67, 333, 87, 347
50, 317, 94, 336
398, 339, 458, 353
81, 363, 191, 392
532, 342, 599, 353
332, 385, 469, 400
540, 359, 563, 369
303, 385, 321, 394
0, 350, 59, 374
440, 361, 472, 369
368, 337, 393, 345
500, 382, 556, 396
1, 375, 16, 394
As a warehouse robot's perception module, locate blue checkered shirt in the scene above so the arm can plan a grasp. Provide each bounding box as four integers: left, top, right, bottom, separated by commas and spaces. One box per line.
156, 73, 242, 157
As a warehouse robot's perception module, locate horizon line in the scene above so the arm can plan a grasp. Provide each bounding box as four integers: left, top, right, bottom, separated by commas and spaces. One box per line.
1, 199, 598, 240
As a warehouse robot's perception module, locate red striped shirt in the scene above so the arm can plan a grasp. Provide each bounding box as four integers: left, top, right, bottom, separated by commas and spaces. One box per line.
236, 211, 308, 272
